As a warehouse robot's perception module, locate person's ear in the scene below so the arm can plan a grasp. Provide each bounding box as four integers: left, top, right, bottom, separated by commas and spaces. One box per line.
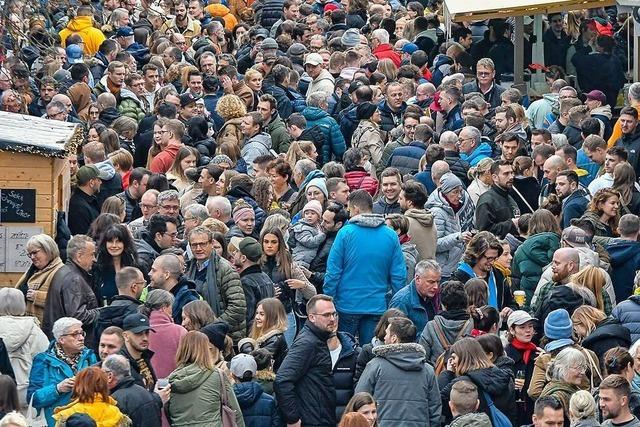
475, 399, 480, 411
448, 401, 455, 414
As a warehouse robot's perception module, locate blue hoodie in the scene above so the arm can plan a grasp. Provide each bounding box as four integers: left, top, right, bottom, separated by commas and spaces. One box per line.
324, 214, 406, 315
234, 381, 281, 427
461, 142, 492, 166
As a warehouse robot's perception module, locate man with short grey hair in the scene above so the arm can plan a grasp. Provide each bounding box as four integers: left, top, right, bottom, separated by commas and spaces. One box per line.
103, 354, 165, 427
43, 235, 99, 343
458, 126, 491, 166
149, 254, 200, 324
389, 259, 442, 333
206, 196, 232, 226
183, 203, 209, 237
302, 92, 346, 165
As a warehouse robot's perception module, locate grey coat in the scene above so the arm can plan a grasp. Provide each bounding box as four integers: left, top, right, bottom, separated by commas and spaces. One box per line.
425, 189, 475, 277
419, 314, 474, 365
401, 242, 419, 285
355, 343, 441, 427
290, 220, 325, 269
447, 412, 492, 427
241, 132, 272, 175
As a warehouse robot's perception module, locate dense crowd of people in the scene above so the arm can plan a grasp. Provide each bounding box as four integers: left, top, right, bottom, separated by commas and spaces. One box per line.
0, 0, 639, 426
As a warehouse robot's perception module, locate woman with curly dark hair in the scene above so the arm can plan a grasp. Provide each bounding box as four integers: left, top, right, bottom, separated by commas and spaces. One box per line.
94, 224, 139, 304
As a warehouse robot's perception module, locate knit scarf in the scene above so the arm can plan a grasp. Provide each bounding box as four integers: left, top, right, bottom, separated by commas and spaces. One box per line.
54, 343, 81, 372
457, 262, 498, 309
510, 338, 538, 364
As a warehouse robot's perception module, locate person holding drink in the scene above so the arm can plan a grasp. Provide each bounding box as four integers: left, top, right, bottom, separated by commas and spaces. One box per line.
505, 310, 541, 426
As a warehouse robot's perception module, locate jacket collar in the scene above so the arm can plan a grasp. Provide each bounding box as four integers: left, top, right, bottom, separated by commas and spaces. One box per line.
239, 263, 263, 277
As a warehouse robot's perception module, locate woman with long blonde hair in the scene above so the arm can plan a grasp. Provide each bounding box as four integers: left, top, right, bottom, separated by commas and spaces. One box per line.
569, 266, 611, 314
285, 141, 318, 170
167, 331, 243, 426
571, 306, 631, 361
249, 298, 288, 371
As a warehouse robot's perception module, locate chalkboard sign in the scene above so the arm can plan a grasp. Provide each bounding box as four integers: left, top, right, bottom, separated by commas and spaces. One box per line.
0, 189, 36, 223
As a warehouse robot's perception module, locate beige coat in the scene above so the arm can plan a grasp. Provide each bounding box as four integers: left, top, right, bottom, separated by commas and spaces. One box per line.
405, 208, 437, 262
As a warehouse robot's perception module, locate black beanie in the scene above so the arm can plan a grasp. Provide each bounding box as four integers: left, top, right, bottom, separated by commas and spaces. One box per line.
356, 102, 378, 120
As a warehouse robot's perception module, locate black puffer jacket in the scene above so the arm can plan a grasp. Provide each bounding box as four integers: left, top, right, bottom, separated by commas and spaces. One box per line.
257, 329, 288, 372
188, 137, 216, 166
378, 100, 406, 132
333, 333, 360, 422
582, 317, 631, 362
275, 322, 336, 427
444, 151, 470, 186
239, 264, 275, 332
111, 375, 163, 427
117, 188, 142, 223
259, 0, 284, 28
439, 364, 516, 425
308, 231, 338, 293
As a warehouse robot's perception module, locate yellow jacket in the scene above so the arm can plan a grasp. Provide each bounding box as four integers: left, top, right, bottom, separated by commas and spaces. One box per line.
59, 16, 106, 56
53, 395, 131, 427
204, 4, 239, 31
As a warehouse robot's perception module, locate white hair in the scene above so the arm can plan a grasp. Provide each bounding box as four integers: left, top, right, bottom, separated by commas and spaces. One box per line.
414, 259, 441, 277
206, 196, 232, 219
372, 28, 390, 45
103, 354, 131, 380
52, 317, 82, 341
548, 347, 586, 382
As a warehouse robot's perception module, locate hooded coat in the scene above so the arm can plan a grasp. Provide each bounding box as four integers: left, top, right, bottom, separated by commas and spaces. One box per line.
355, 342, 441, 427
404, 208, 437, 262
290, 219, 325, 268
110, 375, 163, 427
448, 412, 492, 427
582, 317, 631, 361
352, 120, 384, 167
426, 190, 475, 277
612, 295, 640, 343
301, 106, 346, 165
526, 93, 558, 130
324, 214, 406, 315
94, 158, 123, 208
0, 316, 48, 405
460, 142, 492, 167
333, 332, 361, 421
234, 381, 281, 427
606, 239, 640, 302
167, 364, 245, 427
512, 232, 561, 310
241, 132, 272, 175
217, 117, 244, 147
58, 16, 106, 55
439, 364, 516, 425
419, 311, 473, 364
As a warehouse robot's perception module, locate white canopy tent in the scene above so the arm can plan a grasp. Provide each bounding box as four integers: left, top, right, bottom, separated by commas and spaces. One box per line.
442, 0, 620, 95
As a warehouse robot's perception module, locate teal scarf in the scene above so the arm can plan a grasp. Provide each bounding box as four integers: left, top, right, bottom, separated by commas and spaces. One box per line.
458, 262, 498, 309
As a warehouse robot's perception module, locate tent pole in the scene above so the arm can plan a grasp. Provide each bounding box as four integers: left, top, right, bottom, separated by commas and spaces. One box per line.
513, 15, 525, 94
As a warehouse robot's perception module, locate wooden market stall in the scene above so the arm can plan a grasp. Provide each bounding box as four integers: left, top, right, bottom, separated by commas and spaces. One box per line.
0, 111, 82, 285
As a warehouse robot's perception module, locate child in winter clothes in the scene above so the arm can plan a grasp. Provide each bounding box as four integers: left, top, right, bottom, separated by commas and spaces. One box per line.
231, 354, 281, 427
290, 200, 325, 268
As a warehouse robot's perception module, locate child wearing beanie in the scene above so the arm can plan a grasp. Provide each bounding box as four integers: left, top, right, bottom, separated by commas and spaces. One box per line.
289, 199, 326, 268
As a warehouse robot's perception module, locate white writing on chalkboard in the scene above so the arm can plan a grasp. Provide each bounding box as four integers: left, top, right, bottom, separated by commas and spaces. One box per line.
0, 226, 43, 273
0, 189, 36, 223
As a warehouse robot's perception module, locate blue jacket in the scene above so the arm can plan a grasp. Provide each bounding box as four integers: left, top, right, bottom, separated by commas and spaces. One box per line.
302, 106, 346, 165
27, 343, 97, 426
324, 214, 406, 315
415, 165, 435, 194
442, 104, 464, 132
460, 142, 492, 167
561, 189, 589, 229
606, 239, 640, 302
389, 280, 439, 335
388, 141, 428, 176
612, 295, 640, 343
234, 381, 281, 427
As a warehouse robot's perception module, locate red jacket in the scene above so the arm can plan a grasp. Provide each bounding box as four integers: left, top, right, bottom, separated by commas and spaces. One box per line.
345, 169, 379, 197
150, 141, 182, 174
373, 44, 401, 68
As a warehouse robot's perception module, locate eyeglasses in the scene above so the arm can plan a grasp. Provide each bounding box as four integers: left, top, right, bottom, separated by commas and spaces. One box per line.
62, 330, 86, 338
312, 311, 338, 319
160, 204, 179, 211
183, 216, 198, 222
141, 203, 157, 209
458, 137, 475, 145
163, 231, 178, 238
477, 71, 493, 77
190, 241, 211, 248
27, 248, 42, 258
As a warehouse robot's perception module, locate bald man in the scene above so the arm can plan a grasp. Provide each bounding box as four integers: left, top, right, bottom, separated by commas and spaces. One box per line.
539, 155, 568, 206
531, 246, 581, 315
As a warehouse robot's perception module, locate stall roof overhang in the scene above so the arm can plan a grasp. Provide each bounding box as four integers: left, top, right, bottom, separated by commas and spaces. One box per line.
0, 111, 82, 158
444, 0, 617, 22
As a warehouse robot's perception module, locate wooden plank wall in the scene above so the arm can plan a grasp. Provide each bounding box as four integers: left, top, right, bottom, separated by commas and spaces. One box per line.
0, 152, 63, 286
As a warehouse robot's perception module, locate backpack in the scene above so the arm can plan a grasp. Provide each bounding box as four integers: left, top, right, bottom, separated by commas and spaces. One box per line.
483, 391, 512, 427
287, 89, 307, 113
433, 319, 472, 375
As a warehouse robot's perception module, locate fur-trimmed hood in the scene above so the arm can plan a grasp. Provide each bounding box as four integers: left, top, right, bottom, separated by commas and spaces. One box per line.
349, 213, 386, 228
372, 342, 426, 371
255, 328, 286, 345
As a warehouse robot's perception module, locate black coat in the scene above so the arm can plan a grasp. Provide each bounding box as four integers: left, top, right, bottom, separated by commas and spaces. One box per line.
94, 295, 141, 343
239, 264, 275, 332
259, 330, 288, 372
475, 185, 520, 238
572, 51, 626, 108
513, 176, 540, 214
68, 188, 100, 236
97, 174, 123, 210
462, 80, 505, 110
308, 230, 338, 293
450, 267, 515, 312
274, 322, 336, 427
111, 375, 163, 427
439, 364, 516, 425
505, 343, 536, 426
615, 130, 640, 177
333, 333, 361, 422
543, 29, 571, 69
117, 188, 142, 223
534, 284, 588, 331
119, 345, 156, 391
582, 317, 631, 362
444, 151, 470, 186
187, 137, 216, 166
259, 0, 284, 28
0, 339, 15, 380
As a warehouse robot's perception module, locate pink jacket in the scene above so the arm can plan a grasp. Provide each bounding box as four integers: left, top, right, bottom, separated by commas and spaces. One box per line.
149, 310, 187, 379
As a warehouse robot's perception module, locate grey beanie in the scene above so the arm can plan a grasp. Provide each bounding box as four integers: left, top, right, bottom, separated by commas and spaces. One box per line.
439, 172, 463, 195
341, 28, 360, 48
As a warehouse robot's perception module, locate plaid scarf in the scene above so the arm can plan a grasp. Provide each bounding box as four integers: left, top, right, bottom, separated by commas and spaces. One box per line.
54, 343, 81, 372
